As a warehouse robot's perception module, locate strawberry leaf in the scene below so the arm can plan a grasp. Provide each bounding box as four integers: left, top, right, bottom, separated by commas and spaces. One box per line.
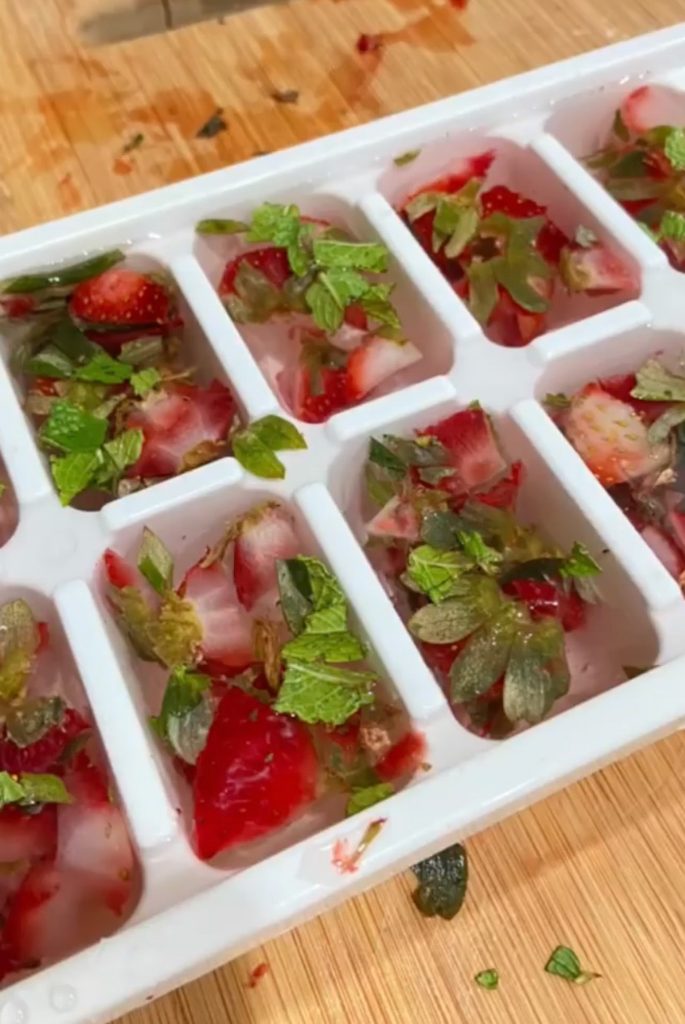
467, 261, 498, 325
647, 404, 685, 444
631, 358, 685, 401
411, 843, 468, 920
40, 400, 108, 453
108, 585, 158, 662
137, 527, 174, 595
503, 617, 570, 724
275, 659, 375, 726
345, 781, 394, 816
147, 592, 203, 668
6, 697, 65, 748
0, 771, 72, 808
250, 415, 306, 451
456, 530, 502, 574
450, 608, 521, 702
195, 218, 249, 235
408, 577, 501, 642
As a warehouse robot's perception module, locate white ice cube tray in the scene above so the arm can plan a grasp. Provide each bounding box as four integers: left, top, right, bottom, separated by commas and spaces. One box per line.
3, 23, 685, 1024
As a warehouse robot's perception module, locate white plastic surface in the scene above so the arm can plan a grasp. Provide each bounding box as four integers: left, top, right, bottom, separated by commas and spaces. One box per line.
3, 25, 685, 1022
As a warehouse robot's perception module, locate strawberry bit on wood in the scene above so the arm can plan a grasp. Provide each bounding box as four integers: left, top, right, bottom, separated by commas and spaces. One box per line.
247, 962, 270, 988
357, 33, 383, 53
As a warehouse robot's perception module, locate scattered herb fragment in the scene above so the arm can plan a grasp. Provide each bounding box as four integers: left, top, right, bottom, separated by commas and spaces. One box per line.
231, 414, 307, 479
122, 132, 144, 154
271, 89, 299, 104
247, 962, 270, 988
411, 842, 468, 919
544, 945, 600, 985
474, 969, 499, 990
196, 108, 227, 139
394, 150, 421, 167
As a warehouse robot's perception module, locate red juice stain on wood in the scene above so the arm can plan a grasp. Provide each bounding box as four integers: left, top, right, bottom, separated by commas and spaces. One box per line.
247, 962, 269, 988
449, 0, 469, 8
356, 33, 384, 53
112, 156, 133, 176
57, 173, 82, 212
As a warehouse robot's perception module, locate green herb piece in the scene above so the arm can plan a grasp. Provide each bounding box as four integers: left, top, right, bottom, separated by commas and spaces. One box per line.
147, 592, 203, 668
411, 843, 468, 920
503, 617, 570, 724
660, 209, 685, 241
281, 631, 365, 663
403, 191, 443, 223
631, 358, 685, 402
0, 771, 71, 808
345, 782, 394, 817
467, 261, 498, 325
232, 430, 285, 479
40, 401, 107, 454
120, 337, 165, 366
130, 367, 161, 397
137, 528, 174, 595
248, 202, 302, 247
53, 319, 97, 362
150, 666, 212, 763
1, 250, 124, 295
612, 108, 630, 142
102, 429, 143, 476
457, 530, 502, 574
313, 239, 389, 273
574, 225, 598, 248
122, 132, 144, 154
0, 600, 40, 702
25, 345, 74, 379
648, 404, 685, 444
394, 149, 421, 167
305, 279, 345, 332
544, 392, 571, 409
610, 150, 649, 178
544, 945, 600, 985
369, 438, 407, 478
196, 108, 227, 138
250, 415, 306, 451
76, 351, 133, 384
665, 127, 685, 170
195, 218, 249, 235
5, 697, 65, 748
276, 558, 314, 635
450, 607, 521, 703
474, 969, 499, 991
274, 659, 376, 726
408, 577, 502, 643
406, 545, 472, 603
559, 542, 600, 579
51, 450, 104, 505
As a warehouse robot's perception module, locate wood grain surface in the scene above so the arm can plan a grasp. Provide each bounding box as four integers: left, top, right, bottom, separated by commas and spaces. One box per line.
2, 0, 685, 1021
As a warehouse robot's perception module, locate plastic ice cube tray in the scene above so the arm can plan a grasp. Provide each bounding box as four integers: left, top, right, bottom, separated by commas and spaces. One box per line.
4, 24, 685, 1024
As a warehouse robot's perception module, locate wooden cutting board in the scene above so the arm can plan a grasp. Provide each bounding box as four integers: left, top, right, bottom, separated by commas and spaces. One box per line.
2, 1, 685, 1021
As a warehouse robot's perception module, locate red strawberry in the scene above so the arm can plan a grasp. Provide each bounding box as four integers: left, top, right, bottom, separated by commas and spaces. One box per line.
219, 247, 292, 297
346, 337, 422, 402
1, 295, 36, 319
291, 360, 350, 423
0, 707, 90, 774
476, 459, 524, 510
180, 562, 254, 670
36, 621, 50, 653
420, 640, 466, 676
343, 304, 369, 330
232, 502, 300, 612
598, 374, 669, 424
421, 407, 507, 492
0, 805, 57, 864
641, 523, 685, 582
356, 33, 383, 53
124, 380, 236, 479
375, 730, 426, 781
668, 507, 685, 555
69, 268, 172, 327
103, 548, 137, 589
619, 85, 653, 135
192, 686, 318, 859
565, 383, 669, 487
366, 495, 420, 541
504, 579, 586, 631
481, 184, 546, 220
560, 244, 636, 294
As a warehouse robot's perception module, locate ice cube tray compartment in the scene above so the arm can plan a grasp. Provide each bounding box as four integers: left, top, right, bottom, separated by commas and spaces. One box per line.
3, 24, 685, 1023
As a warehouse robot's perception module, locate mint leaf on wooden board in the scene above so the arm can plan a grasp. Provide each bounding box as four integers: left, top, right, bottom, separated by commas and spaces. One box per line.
411, 842, 468, 919
544, 945, 600, 985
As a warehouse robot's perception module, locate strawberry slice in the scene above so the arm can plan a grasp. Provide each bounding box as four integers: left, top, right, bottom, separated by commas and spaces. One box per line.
1, 295, 36, 319
565, 383, 670, 487
476, 459, 524, 510
480, 185, 568, 265
192, 686, 318, 859
232, 502, 300, 611
504, 579, 586, 632
0, 805, 57, 864
0, 707, 90, 774
291, 360, 350, 423
180, 562, 254, 670
560, 244, 636, 294
346, 337, 422, 402
219, 247, 292, 297
641, 523, 685, 582
103, 548, 137, 589
420, 640, 466, 677
69, 268, 172, 327
366, 495, 420, 542
421, 407, 507, 492
619, 85, 653, 135
375, 730, 426, 781
598, 374, 670, 424
124, 380, 236, 479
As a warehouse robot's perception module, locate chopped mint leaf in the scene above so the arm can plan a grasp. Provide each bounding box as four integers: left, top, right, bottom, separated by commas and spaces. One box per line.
394, 149, 421, 167
660, 209, 685, 241
369, 438, 407, 478
319, 268, 369, 309
51, 450, 104, 505
76, 352, 133, 384
407, 545, 472, 603
137, 527, 174, 595
40, 400, 108, 454
250, 415, 306, 451
0, 771, 71, 808
102, 429, 143, 476
275, 659, 376, 725
6, 696, 65, 748
382, 433, 448, 469
297, 557, 349, 635
25, 344, 74, 379
665, 127, 685, 170
411, 843, 468, 920
345, 782, 394, 816
544, 945, 600, 985
457, 530, 502, 574
152, 666, 212, 764
195, 218, 249, 235
559, 542, 600, 579
130, 367, 161, 397
281, 630, 365, 663
1, 250, 124, 295
544, 392, 571, 409
247, 202, 302, 248
0, 600, 40, 702
408, 577, 501, 643
305, 279, 345, 332
232, 429, 286, 479
631, 358, 685, 402
119, 337, 165, 366
52, 319, 97, 362
313, 239, 389, 273
474, 969, 499, 991
276, 558, 314, 635
403, 191, 442, 223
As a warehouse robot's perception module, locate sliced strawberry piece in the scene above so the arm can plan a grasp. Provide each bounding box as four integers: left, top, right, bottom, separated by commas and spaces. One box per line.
476, 459, 524, 510
599, 374, 670, 424
124, 380, 235, 479
420, 639, 466, 676
0, 805, 57, 864
219, 247, 292, 296
480, 185, 546, 219
192, 686, 318, 859
560, 243, 636, 294
103, 548, 137, 589
558, 587, 587, 632
667, 507, 685, 557
232, 502, 300, 612
366, 495, 420, 541
375, 730, 426, 781
69, 268, 172, 327
180, 562, 253, 670
343, 304, 369, 331
620, 85, 653, 135
1, 295, 36, 319
36, 621, 50, 653
0, 707, 90, 774
505, 579, 560, 620
565, 383, 670, 487
421, 407, 507, 492
346, 337, 422, 402
641, 523, 685, 582
291, 361, 350, 423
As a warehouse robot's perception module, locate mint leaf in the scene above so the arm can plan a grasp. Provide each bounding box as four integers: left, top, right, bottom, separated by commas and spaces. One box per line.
297, 557, 348, 634
631, 358, 685, 401
313, 239, 389, 273
457, 530, 502, 574
345, 782, 394, 816
0, 772, 24, 805
319, 268, 369, 307
51, 450, 104, 505
76, 352, 133, 384
0, 770, 71, 808
5, 697, 65, 748
648, 404, 685, 444
474, 969, 499, 991
544, 946, 600, 985
102, 428, 143, 477
403, 191, 442, 223
40, 400, 107, 453
130, 367, 161, 397
559, 542, 600, 579
250, 415, 306, 451
196, 218, 249, 235
306, 280, 345, 332
25, 344, 74, 379
660, 209, 685, 241
232, 429, 285, 479
151, 666, 212, 763
450, 608, 520, 702
276, 559, 314, 634
138, 527, 174, 595
369, 438, 406, 478
281, 630, 365, 663
1, 249, 124, 295
407, 545, 472, 603
411, 843, 468, 920
247, 202, 302, 247
275, 659, 375, 725
52, 319, 96, 362
665, 127, 685, 170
